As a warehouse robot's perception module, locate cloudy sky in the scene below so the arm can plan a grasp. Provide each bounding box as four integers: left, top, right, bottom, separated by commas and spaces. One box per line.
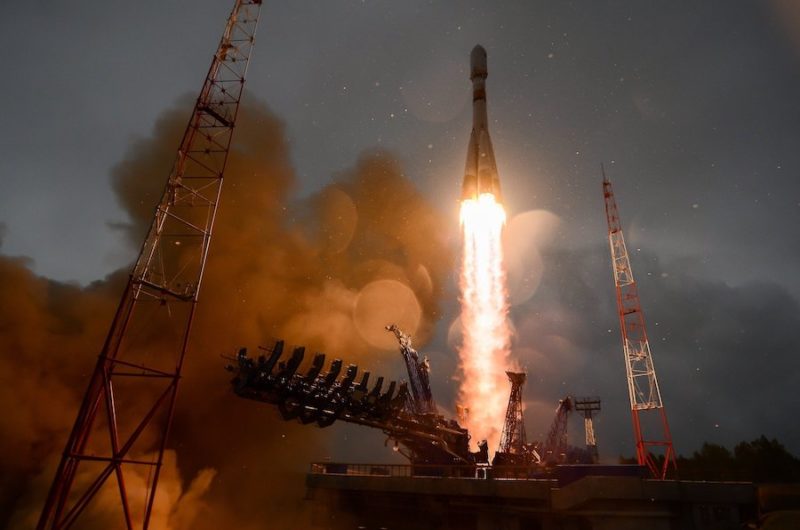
2, 0, 800, 476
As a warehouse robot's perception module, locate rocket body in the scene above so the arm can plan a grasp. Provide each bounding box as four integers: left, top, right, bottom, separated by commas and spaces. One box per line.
461, 45, 501, 202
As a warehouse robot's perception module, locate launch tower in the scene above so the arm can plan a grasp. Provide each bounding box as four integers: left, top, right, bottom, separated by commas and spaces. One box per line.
498, 372, 527, 455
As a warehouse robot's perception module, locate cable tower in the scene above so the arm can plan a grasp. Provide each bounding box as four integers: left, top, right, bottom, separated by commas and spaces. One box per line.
602, 166, 677, 479
498, 372, 527, 455
38, 2, 263, 528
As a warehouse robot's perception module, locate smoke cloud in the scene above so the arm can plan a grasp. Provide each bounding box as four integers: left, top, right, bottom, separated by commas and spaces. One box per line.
0, 96, 454, 528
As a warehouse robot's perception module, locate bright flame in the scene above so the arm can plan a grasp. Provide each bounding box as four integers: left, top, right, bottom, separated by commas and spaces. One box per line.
458, 193, 513, 453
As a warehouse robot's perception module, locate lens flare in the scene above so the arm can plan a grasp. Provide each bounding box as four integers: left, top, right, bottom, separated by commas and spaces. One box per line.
458, 192, 513, 453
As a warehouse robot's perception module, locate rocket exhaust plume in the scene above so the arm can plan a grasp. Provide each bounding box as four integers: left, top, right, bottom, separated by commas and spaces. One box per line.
458, 45, 513, 453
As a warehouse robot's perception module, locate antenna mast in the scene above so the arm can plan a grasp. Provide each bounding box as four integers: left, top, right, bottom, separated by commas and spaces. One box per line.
38, 2, 263, 527
602, 166, 677, 479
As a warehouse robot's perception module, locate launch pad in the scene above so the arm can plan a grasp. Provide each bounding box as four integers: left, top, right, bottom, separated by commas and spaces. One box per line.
228, 335, 759, 530
225, 43, 759, 530
226, 320, 759, 529
303, 465, 756, 530
227, 332, 758, 530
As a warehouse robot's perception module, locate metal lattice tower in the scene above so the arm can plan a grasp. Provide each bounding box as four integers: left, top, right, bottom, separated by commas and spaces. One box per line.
498, 372, 527, 454
574, 397, 601, 463
602, 166, 677, 480
542, 396, 573, 464
37, 2, 263, 528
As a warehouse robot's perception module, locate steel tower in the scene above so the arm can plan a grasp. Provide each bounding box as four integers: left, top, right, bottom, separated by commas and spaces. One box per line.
542, 396, 573, 464
574, 397, 601, 463
602, 167, 677, 479
37, 1, 263, 528
498, 372, 527, 455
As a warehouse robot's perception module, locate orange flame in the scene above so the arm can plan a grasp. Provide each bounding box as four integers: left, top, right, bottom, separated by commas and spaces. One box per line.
458, 193, 513, 453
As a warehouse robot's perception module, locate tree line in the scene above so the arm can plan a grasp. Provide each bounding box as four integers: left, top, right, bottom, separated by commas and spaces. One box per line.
621, 436, 800, 482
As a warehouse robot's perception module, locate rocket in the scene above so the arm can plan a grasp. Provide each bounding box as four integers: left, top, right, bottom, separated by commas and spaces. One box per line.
461, 44, 501, 202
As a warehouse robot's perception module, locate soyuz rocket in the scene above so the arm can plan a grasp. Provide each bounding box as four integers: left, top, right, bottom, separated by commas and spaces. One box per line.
461, 45, 501, 202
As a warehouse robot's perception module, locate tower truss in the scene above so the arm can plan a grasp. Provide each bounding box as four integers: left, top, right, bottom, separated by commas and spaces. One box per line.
542, 396, 573, 464
498, 372, 527, 455
37, 1, 263, 528
574, 397, 601, 463
602, 167, 677, 479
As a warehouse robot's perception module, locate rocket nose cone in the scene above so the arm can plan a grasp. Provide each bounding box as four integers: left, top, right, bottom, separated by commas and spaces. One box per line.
471, 44, 487, 80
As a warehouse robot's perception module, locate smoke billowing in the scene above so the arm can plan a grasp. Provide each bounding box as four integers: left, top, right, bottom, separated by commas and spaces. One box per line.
0, 97, 454, 528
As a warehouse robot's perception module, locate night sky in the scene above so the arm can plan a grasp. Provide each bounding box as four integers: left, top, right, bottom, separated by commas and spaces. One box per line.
2, 1, 800, 524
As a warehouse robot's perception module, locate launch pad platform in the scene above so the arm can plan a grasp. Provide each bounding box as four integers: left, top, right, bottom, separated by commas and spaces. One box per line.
304, 463, 756, 530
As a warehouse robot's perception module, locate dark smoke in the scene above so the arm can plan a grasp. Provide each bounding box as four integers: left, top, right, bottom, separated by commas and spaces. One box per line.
0, 97, 454, 529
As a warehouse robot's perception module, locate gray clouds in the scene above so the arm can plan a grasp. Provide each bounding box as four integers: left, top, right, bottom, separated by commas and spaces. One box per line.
3, 1, 800, 288
501, 244, 800, 457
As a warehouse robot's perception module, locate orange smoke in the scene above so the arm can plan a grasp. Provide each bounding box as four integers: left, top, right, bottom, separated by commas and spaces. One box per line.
0, 99, 455, 529
458, 193, 513, 453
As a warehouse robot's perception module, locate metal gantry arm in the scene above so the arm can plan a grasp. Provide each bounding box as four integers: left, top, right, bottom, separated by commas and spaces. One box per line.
228, 334, 487, 467
385, 324, 437, 415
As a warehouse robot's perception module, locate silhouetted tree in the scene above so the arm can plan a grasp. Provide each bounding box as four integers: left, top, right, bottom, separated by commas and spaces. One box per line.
625, 437, 800, 482
733, 436, 800, 483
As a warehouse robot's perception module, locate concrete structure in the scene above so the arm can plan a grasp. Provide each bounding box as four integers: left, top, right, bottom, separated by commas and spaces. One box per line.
305, 464, 756, 530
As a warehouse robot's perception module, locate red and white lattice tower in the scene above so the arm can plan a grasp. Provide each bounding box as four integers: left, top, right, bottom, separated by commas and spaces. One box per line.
37, 2, 263, 528
602, 167, 677, 479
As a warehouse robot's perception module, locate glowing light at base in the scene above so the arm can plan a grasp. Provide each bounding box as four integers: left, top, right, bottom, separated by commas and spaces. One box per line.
458, 192, 513, 453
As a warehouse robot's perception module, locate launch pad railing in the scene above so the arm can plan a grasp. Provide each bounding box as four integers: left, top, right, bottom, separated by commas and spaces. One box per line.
309, 462, 658, 485
309, 462, 549, 480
